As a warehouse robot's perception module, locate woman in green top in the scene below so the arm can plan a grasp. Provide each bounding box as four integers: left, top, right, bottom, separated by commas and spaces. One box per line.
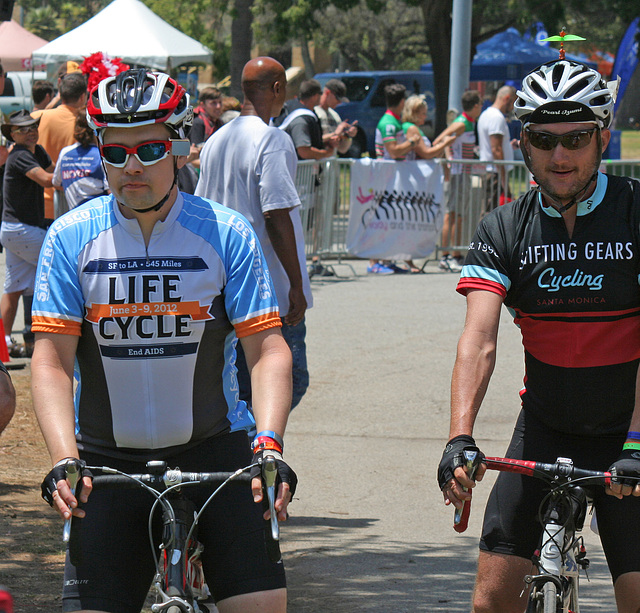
402, 95, 455, 161
400, 96, 456, 271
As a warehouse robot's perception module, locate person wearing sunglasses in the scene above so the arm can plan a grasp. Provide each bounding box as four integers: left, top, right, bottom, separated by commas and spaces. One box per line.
0, 110, 54, 358
30, 69, 296, 613
439, 58, 640, 613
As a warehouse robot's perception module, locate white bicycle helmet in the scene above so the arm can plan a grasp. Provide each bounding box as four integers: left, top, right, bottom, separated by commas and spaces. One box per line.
514, 60, 618, 128
87, 68, 192, 132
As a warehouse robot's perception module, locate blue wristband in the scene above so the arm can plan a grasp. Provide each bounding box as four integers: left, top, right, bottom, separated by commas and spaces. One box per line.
254, 430, 284, 449
627, 431, 640, 441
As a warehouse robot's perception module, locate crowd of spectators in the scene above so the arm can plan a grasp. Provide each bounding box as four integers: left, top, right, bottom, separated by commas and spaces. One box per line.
0, 55, 516, 358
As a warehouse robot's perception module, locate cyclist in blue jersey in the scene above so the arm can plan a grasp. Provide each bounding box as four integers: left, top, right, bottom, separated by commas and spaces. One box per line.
31, 68, 297, 613
438, 59, 640, 612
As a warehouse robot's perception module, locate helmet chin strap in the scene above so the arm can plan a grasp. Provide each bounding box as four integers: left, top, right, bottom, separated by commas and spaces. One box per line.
521, 129, 602, 214
129, 168, 177, 214
534, 171, 597, 214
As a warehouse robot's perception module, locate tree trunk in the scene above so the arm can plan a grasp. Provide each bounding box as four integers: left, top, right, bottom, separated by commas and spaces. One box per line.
230, 0, 254, 100
420, 0, 453, 136
300, 37, 315, 78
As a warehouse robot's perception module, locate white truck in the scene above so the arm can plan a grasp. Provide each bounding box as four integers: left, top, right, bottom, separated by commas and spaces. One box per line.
1, 71, 48, 117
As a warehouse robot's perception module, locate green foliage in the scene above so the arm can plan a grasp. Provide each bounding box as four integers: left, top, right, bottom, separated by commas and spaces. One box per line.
315, 1, 429, 71
23, 0, 110, 41
253, 0, 362, 46
24, 6, 64, 40
144, 0, 228, 50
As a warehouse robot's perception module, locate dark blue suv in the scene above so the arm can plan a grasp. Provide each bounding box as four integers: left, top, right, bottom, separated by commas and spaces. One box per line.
314, 70, 436, 157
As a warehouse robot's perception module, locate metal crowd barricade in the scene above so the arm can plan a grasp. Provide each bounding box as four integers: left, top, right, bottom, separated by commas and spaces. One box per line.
434, 158, 532, 258
294, 158, 354, 265
603, 159, 640, 180
293, 157, 640, 267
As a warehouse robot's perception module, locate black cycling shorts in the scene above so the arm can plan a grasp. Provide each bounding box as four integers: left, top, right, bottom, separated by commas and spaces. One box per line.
479, 410, 640, 583
62, 431, 286, 613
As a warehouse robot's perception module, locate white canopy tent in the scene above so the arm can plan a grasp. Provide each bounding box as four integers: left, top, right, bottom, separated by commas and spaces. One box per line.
31, 0, 212, 71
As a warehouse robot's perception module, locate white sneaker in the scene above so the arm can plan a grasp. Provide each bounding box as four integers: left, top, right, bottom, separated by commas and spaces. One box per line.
438, 255, 462, 273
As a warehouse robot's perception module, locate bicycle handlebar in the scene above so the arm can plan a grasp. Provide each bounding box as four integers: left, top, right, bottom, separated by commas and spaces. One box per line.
452, 455, 613, 534
64, 459, 282, 560
90, 468, 252, 489
485, 457, 612, 486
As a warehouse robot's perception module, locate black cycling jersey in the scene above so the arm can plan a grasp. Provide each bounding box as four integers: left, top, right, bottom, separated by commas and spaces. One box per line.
458, 173, 640, 436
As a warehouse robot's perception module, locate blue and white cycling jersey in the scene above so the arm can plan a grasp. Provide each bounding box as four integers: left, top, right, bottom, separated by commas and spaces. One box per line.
33, 192, 281, 459
52, 143, 109, 209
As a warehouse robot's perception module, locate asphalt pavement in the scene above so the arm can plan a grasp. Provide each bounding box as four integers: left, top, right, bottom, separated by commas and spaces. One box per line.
0, 254, 618, 611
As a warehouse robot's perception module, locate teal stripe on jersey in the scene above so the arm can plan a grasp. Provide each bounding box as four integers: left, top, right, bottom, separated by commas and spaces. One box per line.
461, 264, 511, 292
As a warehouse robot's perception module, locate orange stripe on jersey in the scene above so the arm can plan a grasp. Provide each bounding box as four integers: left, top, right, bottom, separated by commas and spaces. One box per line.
32, 316, 82, 336
234, 312, 282, 338
85, 301, 212, 323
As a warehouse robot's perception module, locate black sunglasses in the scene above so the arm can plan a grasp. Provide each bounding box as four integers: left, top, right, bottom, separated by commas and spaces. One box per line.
526, 128, 597, 151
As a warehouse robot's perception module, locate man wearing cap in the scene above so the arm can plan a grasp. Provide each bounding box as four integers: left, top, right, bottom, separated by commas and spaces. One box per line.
438, 59, 640, 611
278, 79, 337, 160
314, 79, 358, 156
1, 110, 53, 357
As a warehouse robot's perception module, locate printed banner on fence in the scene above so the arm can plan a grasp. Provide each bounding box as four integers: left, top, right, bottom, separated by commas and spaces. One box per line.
346, 158, 444, 260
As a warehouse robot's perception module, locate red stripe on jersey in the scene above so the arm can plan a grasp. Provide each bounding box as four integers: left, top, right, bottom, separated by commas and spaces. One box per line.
515, 311, 640, 368
457, 278, 507, 299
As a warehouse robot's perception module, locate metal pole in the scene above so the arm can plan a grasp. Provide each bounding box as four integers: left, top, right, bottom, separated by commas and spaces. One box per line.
448, 0, 473, 115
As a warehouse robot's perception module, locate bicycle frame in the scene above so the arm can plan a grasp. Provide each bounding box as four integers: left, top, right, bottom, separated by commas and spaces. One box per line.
525, 487, 587, 613
481, 456, 611, 613
63, 457, 280, 613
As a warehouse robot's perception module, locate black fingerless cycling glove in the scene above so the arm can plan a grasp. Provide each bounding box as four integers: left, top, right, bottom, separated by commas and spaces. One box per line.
437, 434, 483, 490
251, 450, 298, 498
609, 448, 640, 487
41, 458, 92, 506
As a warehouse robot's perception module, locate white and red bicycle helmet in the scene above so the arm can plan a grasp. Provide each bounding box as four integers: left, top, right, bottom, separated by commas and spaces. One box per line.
514, 60, 618, 128
87, 68, 192, 133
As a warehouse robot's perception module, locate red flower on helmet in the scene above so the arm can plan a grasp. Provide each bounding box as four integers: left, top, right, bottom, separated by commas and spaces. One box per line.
80, 52, 130, 91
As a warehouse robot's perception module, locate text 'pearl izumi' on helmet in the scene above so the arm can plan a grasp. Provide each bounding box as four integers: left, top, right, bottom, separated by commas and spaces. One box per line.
514, 60, 618, 129
86, 68, 193, 132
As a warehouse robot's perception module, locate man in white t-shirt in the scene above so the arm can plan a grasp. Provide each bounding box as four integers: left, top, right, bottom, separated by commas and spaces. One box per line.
195, 57, 312, 411
477, 85, 517, 211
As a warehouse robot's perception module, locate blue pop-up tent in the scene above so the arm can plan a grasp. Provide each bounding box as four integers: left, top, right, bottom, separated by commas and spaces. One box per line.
422, 28, 596, 81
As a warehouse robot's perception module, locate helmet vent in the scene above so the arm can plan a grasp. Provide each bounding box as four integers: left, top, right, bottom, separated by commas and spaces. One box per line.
530, 80, 546, 99
551, 63, 565, 88
565, 78, 589, 99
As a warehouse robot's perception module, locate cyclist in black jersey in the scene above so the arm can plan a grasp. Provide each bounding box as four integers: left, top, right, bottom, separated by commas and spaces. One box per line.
438, 59, 640, 612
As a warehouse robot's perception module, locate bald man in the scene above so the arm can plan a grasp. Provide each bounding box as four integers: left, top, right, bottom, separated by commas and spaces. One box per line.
477, 85, 518, 211
196, 57, 312, 413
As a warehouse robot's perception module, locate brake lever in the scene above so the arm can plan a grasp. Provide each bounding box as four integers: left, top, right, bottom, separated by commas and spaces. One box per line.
62, 460, 80, 543
453, 449, 479, 533
262, 456, 279, 542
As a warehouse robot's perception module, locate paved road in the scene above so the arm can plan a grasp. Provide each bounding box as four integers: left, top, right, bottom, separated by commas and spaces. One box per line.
282, 259, 616, 612
0, 254, 617, 611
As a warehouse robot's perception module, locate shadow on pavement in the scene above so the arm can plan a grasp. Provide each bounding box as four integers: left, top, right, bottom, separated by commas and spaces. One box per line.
282, 515, 479, 612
